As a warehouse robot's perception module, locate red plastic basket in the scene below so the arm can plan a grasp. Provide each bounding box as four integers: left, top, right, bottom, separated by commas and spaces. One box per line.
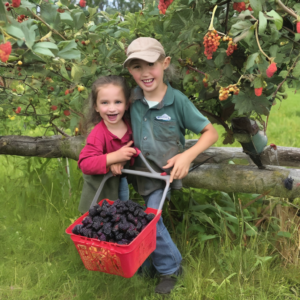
65, 199, 161, 278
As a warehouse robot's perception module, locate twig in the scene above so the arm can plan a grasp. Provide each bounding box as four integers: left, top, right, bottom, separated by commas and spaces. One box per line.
68, 107, 84, 118
27, 8, 66, 41
276, 0, 298, 19
255, 22, 271, 61
242, 190, 271, 209
178, 59, 206, 75
224, 1, 230, 34
199, 109, 232, 133
50, 121, 71, 137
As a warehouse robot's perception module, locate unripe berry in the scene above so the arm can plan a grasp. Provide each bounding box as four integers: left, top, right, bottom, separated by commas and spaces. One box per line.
17, 60, 22, 65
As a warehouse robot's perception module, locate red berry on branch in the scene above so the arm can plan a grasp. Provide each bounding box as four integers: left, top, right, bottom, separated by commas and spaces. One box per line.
51, 105, 58, 111
7, 7, 11, 11
63, 110, 71, 116
255, 87, 263, 96
203, 30, 221, 60
65, 89, 70, 95
5, 2, 9, 6
266, 62, 277, 78
12, 0, 21, 8
186, 70, 190, 75
297, 22, 300, 34
79, 0, 86, 7
15, 106, 21, 114
50, 87, 54, 91
81, 41, 86, 45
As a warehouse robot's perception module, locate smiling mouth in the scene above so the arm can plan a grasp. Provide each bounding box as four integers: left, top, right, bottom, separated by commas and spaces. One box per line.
142, 79, 154, 83
107, 114, 118, 121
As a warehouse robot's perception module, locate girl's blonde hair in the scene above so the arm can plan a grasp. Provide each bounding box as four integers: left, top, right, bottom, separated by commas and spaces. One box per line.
83, 76, 131, 133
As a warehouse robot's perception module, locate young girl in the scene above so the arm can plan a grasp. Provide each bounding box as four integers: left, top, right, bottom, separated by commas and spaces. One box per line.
77, 76, 138, 214
123, 37, 219, 294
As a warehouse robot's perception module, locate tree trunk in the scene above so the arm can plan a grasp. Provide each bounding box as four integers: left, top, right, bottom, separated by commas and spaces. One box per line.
1, 135, 300, 197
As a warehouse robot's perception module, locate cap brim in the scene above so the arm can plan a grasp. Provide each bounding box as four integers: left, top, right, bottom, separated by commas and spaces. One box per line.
123, 52, 161, 66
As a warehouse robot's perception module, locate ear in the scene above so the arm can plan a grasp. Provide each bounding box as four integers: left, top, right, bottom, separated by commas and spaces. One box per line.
163, 56, 171, 70
125, 102, 130, 110
94, 104, 99, 113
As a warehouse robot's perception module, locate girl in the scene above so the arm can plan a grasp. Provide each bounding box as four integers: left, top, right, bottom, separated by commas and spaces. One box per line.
123, 37, 219, 294
77, 76, 138, 214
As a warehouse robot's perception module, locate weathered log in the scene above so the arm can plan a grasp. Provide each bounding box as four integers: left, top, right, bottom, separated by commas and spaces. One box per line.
183, 164, 300, 198
1, 135, 300, 197
1, 136, 300, 168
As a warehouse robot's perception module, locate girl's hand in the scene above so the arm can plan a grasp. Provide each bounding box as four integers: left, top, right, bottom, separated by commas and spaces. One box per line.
117, 141, 137, 161
162, 153, 191, 183
110, 162, 126, 176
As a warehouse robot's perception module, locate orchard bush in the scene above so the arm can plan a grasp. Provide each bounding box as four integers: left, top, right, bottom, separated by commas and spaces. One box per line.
1, 0, 300, 144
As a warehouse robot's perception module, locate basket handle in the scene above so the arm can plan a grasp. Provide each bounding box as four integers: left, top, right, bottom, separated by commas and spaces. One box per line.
89, 151, 170, 215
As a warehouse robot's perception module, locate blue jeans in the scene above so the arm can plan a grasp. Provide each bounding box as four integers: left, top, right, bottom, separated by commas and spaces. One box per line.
118, 176, 129, 201
143, 189, 182, 275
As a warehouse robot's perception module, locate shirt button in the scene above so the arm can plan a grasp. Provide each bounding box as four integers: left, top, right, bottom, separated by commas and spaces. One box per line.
144, 118, 147, 121
143, 136, 147, 140
145, 152, 149, 156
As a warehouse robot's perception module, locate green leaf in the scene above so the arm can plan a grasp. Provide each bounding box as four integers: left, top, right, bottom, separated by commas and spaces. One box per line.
199, 234, 218, 242
258, 11, 267, 34
214, 52, 226, 68
71, 64, 83, 83
253, 76, 263, 88
6, 23, 24, 40
277, 231, 292, 238
33, 42, 58, 57
57, 40, 81, 60
269, 45, 278, 58
19, 0, 36, 11
40, 3, 59, 28
0, 0, 7, 26
267, 10, 283, 30
73, 12, 85, 30
20, 21, 37, 49
246, 53, 259, 70
60, 64, 70, 80
279, 70, 288, 78
223, 64, 233, 78
292, 61, 300, 78
295, 34, 300, 42
249, 0, 262, 17
59, 12, 73, 25
293, 3, 300, 14
230, 20, 252, 36
232, 90, 270, 115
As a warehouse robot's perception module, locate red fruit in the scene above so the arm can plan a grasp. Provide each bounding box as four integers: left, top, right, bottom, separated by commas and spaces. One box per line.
12, 0, 21, 8
79, 0, 86, 7
50, 87, 54, 91
81, 41, 86, 45
15, 106, 21, 114
65, 89, 70, 95
255, 87, 263, 96
51, 105, 57, 111
297, 22, 300, 34
266, 62, 277, 78
233, 2, 246, 13
5, 2, 9, 6
0, 41, 12, 63
63, 110, 70, 116
186, 70, 190, 75
20, 14, 25, 18
7, 7, 11, 11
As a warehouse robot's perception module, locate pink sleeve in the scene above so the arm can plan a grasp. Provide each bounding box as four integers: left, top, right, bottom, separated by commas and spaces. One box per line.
78, 134, 109, 175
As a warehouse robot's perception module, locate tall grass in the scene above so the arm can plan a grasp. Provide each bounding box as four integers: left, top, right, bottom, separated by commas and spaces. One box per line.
1, 91, 300, 299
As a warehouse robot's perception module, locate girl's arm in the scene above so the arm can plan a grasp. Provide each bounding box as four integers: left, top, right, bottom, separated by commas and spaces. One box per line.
162, 123, 218, 183
106, 141, 137, 167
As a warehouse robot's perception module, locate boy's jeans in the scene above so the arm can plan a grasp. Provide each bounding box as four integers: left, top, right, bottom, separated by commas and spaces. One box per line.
118, 176, 129, 201
143, 188, 182, 275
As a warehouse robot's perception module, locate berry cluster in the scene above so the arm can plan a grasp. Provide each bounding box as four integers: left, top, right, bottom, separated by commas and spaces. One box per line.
203, 30, 221, 60
158, 0, 174, 15
266, 62, 277, 78
72, 199, 155, 245
219, 84, 240, 101
233, 2, 252, 13
17, 14, 28, 23
5, 0, 21, 10
0, 41, 12, 63
223, 36, 237, 56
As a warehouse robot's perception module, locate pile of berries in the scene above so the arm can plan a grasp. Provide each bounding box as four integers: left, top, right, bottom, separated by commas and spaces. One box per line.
17, 14, 28, 23
158, 0, 174, 15
72, 199, 155, 245
203, 30, 221, 60
219, 84, 240, 101
223, 36, 237, 56
233, 2, 252, 13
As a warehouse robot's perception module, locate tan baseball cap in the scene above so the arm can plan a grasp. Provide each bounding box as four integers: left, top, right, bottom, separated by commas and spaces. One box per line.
123, 37, 165, 66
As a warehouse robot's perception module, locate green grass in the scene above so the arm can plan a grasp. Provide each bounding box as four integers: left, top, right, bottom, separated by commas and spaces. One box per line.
1, 91, 300, 299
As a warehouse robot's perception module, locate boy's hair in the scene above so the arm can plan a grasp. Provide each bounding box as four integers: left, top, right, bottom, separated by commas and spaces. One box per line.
83, 76, 131, 132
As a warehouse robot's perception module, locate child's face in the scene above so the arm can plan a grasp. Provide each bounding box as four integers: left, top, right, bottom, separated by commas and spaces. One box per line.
127, 57, 170, 95
95, 84, 127, 126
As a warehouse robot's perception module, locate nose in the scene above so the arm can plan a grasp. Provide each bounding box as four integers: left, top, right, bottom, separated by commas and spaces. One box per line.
108, 103, 116, 111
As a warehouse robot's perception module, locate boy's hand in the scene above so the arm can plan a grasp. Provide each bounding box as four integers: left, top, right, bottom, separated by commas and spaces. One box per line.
162, 153, 191, 183
110, 162, 126, 176
117, 141, 137, 161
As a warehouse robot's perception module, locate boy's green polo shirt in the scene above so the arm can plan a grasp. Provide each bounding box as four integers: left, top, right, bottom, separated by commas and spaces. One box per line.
130, 82, 210, 196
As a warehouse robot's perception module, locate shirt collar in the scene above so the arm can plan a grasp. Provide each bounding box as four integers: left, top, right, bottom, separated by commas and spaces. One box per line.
131, 82, 174, 109
100, 119, 132, 140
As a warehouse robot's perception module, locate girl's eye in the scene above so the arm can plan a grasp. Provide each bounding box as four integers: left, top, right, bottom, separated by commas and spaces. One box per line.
116, 101, 122, 104
101, 101, 107, 105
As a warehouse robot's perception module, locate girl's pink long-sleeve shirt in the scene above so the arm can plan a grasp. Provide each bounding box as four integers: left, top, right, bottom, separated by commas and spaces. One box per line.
78, 120, 139, 175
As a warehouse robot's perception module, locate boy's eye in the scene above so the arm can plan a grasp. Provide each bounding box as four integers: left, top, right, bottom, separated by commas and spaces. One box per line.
133, 65, 140, 69
148, 63, 154, 66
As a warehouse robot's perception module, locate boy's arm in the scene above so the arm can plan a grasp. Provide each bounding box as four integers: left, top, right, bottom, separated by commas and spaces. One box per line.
162, 123, 218, 183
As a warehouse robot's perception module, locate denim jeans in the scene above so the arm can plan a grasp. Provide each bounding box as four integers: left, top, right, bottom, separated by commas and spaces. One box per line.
118, 176, 129, 201
143, 189, 182, 275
